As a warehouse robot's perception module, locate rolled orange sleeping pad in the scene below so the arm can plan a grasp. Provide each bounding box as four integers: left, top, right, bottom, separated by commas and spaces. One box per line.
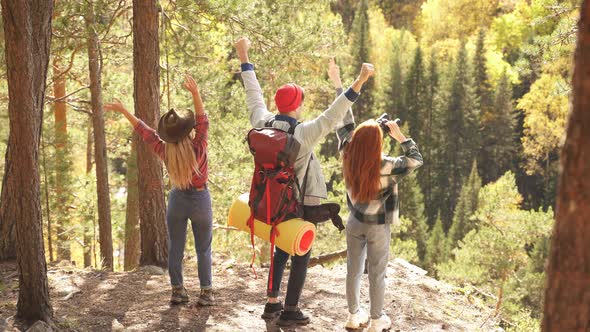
227, 193, 316, 256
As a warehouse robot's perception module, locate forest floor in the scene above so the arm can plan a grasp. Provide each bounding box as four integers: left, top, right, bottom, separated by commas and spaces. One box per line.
0, 254, 503, 332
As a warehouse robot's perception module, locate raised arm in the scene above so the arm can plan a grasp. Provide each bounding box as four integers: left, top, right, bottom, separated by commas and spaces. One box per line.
183, 74, 208, 146
328, 58, 356, 151
104, 99, 165, 159
104, 98, 139, 127
183, 74, 205, 117
384, 121, 423, 182
298, 62, 375, 150
235, 37, 274, 127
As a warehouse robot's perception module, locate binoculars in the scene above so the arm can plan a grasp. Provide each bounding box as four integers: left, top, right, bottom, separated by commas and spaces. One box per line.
376, 113, 401, 134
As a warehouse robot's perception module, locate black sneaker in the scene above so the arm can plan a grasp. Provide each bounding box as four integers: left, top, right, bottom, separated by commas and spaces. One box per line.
170, 286, 189, 305
277, 309, 310, 326
261, 302, 283, 320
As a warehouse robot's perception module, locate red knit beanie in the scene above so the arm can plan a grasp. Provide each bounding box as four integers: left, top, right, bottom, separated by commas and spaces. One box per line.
274, 83, 304, 113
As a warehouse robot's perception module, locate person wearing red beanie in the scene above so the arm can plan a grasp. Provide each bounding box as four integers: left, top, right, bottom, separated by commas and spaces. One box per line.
275, 83, 304, 114
236, 37, 375, 327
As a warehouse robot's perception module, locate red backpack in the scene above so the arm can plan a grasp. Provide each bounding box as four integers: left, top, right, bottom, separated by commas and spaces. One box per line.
246, 121, 305, 291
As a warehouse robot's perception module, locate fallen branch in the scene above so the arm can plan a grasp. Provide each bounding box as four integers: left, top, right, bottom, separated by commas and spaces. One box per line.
309, 249, 347, 267
213, 223, 240, 232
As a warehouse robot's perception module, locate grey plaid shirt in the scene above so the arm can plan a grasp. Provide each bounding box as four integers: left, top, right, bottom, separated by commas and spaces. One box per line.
336, 89, 423, 225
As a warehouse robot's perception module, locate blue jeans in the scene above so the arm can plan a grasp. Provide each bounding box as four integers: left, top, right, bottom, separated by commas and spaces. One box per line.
166, 187, 213, 289
346, 216, 391, 319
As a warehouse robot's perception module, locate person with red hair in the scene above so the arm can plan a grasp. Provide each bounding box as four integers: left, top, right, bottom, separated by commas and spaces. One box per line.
333, 70, 423, 331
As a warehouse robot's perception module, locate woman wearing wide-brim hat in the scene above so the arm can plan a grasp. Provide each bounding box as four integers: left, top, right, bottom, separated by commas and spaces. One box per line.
104, 74, 214, 306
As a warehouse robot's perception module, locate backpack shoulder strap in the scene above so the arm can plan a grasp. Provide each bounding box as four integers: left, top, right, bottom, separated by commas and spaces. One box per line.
265, 117, 300, 134
299, 154, 313, 204
288, 122, 299, 135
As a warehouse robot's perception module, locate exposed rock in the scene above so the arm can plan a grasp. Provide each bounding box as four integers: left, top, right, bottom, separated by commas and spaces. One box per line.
111, 318, 124, 331
140, 265, 166, 275
25, 321, 52, 332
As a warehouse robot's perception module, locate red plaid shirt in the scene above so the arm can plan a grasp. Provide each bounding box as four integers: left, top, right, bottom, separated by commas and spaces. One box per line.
133, 114, 209, 189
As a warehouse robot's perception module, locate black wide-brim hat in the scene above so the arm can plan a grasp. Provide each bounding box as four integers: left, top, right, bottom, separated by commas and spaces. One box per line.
157, 108, 196, 143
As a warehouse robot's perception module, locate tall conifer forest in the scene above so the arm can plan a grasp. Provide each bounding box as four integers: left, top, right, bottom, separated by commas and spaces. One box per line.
0, 0, 586, 329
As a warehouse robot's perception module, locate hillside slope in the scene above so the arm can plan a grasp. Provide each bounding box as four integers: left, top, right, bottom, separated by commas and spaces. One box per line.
0, 255, 502, 331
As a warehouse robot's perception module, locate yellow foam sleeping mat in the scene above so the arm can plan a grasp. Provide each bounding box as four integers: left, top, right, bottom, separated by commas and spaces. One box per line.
227, 193, 316, 256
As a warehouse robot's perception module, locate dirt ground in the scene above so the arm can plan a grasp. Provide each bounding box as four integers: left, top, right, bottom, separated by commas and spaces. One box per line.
0, 255, 503, 332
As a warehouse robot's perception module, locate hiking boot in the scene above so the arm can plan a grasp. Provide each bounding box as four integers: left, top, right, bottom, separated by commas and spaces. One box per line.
261, 301, 283, 320
367, 314, 391, 332
277, 309, 310, 326
170, 285, 189, 305
345, 308, 369, 329
197, 288, 215, 306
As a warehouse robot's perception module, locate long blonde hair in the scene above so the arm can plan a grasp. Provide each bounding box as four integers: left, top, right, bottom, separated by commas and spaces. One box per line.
165, 133, 200, 190
343, 120, 383, 203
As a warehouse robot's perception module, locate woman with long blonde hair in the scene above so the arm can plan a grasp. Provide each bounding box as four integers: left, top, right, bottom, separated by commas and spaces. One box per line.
331, 65, 423, 332
104, 74, 214, 306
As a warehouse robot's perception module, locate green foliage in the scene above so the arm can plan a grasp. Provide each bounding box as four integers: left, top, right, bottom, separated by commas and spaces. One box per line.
437, 42, 479, 226
424, 212, 447, 272
398, 173, 429, 264
439, 172, 553, 322
404, 46, 427, 141
447, 161, 481, 251
0, 0, 577, 326
348, 0, 375, 121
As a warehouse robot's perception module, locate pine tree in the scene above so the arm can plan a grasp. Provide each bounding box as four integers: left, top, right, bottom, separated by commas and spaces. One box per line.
385, 41, 404, 118
425, 212, 447, 272
475, 28, 501, 183
421, 48, 439, 225
404, 46, 427, 141
399, 173, 429, 262
481, 70, 517, 181
349, 0, 374, 121
447, 160, 482, 252
473, 29, 493, 116
441, 43, 468, 224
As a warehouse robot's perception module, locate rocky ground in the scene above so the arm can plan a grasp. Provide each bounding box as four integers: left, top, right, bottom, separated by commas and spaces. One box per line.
0, 255, 503, 331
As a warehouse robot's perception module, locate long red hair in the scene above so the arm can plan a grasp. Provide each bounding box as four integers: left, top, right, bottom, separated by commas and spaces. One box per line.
343, 120, 383, 203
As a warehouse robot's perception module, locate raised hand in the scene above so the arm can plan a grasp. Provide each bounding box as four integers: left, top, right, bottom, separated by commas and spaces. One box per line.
183, 74, 200, 96
235, 37, 252, 63
386, 120, 407, 143
104, 98, 139, 127
104, 98, 127, 114
358, 63, 375, 84
327, 57, 342, 89
351, 63, 375, 93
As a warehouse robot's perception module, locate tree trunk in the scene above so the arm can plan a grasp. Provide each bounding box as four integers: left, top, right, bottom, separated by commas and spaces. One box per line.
41, 133, 54, 263
86, 4, 113, 271
83, 117, 93, 268
0, 0, 54, 324
133, 0, 168, 268
0, 160, 16, 260
542, 1, 590, 330
124, 138, 140, 271
52, 58, 71, 262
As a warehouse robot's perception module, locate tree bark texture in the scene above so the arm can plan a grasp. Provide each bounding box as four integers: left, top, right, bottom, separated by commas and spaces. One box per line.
86, 4, 113, 271
124, 138, 141, 271
0, 0, 55, 324
542, 1, 590, 330
133, 0, 168, 268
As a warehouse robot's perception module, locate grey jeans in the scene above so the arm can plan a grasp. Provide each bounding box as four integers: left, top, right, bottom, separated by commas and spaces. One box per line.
346, 216, 391, 319
166, 187, 213, 289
